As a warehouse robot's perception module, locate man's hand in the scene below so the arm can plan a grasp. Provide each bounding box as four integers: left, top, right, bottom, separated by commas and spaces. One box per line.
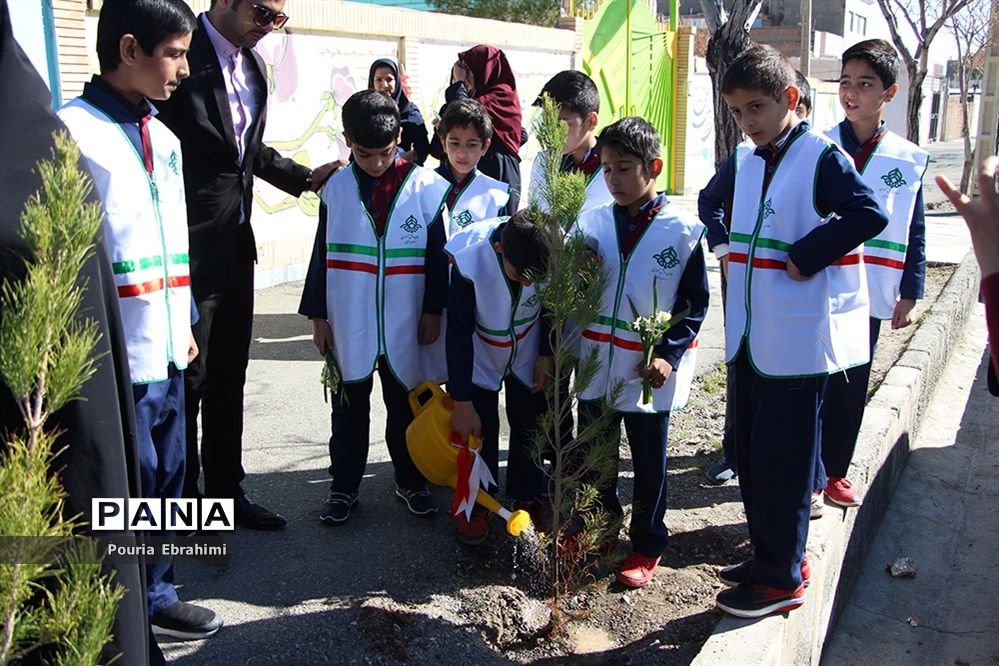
187, 330, 199, 365
936, 155, 999, 277
418, 313, 441, 345
637, 355, 673, 388
451, 400, 482, 441
532, 355, 552, 393
309, 160, 346, 192
719, 254, 729, 281
891, 298, 917, 330
786, 256, 809, 281
311, 317, 333, 355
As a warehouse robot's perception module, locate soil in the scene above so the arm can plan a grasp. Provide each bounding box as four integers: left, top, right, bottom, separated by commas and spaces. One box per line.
336, 264, 956, 665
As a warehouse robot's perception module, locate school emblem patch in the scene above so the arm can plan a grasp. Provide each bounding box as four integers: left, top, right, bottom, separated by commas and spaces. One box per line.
881, 168, 906, 189
401, 215, 422, 233
168, 151, 179, 176
453, 210, 474, 228
524, 294, 539, 308
653, 247, 680, 270
761, 198, 775, 220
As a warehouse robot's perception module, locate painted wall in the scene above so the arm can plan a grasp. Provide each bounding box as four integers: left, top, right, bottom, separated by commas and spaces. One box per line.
75, 2, 579, 287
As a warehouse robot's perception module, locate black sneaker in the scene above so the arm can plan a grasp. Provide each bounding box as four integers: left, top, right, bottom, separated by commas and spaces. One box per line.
320, 491, 358, 525
716, 582, 805, 618
395, 487, 437, 517
719, 559, 811, 588
151, 601, 223, 640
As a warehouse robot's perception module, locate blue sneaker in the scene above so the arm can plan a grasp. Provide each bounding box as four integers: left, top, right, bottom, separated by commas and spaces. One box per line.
705, 461, 736, 484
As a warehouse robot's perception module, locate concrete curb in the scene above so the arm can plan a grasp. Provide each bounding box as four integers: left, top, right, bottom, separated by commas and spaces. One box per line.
690, 252, 983, 666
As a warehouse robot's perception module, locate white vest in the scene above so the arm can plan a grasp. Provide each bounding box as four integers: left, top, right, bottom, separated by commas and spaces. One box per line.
320, 163, 449, 390
58, 98, 191, 384
446, 218, 542, 390
726, 128, 870, 377
446, 170, 510, 236
825, 126, 928, 319
529, 149, 614, 215
575, 202, 703, 412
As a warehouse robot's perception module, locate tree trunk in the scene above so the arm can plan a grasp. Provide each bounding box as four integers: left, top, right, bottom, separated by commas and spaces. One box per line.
955, 43, 975, 193
906, 60, 925, 144
705, 26, 751, 168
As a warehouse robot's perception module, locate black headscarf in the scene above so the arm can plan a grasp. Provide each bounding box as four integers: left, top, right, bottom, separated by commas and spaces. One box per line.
0, 1, 153, 662
368, 58, 425, 128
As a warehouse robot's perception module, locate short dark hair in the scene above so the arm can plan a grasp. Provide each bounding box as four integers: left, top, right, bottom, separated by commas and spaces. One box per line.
795, 70, 812, 111
720, 44, 795, 99
439, 98, 493, 143
842, 39, 898, 88
535, 70, 600, 116
96, 0, 196, 73
501, 210, 549, 278
342, 90, 400, 148
597, 117, 660, 165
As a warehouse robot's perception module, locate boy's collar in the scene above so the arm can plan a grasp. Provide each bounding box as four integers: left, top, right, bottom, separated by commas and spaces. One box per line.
841, 118, 886, 146
83, 75, 153, 122
352, 157, 399, 181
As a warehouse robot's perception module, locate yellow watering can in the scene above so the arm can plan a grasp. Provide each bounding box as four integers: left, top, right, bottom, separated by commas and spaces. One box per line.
405, 381, 532, 537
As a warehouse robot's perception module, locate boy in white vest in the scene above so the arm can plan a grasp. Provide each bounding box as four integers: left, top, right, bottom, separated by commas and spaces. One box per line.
699, 72, 828, 521
529, 70, 614, 215
446, 211, 551, 544
573, 117, 709, 589
438, 98, 511, 235
299, 90, 450, 525
714, 45, 888, 618
57, 0, 222, 642
818, 39, 929, 509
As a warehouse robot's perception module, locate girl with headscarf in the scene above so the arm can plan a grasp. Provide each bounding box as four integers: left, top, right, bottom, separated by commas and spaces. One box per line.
368, 58, 430, 165
432, 45, 525, 211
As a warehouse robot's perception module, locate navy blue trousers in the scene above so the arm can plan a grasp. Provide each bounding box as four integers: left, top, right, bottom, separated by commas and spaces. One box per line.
471, 377, 547, 501
577, 400, 671, 557
732, 348, 827, 590
134, 369, 186, 616
720, 364, 737, 470
819, 317, 882, 479
328, 357, 426, 494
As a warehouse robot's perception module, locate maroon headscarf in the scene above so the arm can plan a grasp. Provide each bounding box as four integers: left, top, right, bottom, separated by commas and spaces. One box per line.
459, 45, 523, 159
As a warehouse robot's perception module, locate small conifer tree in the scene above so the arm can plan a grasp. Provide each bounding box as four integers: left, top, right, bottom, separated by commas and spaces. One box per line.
528, 97, 623, 608
0, 133, 123, 664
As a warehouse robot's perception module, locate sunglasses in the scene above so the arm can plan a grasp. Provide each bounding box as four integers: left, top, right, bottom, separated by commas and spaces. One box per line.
247, 2, 289, 29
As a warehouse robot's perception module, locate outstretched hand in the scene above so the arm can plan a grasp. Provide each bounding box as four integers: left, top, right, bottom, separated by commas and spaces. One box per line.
936, 155, 999, 278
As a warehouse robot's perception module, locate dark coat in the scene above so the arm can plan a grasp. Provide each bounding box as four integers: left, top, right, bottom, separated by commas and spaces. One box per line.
0, 1, 150, 663
155, 16, 311, 296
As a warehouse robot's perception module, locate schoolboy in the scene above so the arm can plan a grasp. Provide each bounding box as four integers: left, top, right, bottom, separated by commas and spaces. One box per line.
437, 98, 511, 235
713, 45, 888, 618
699, 69, 813, 488
446, 211, 551, 544
573, 117, 709, 588
299, 90, 450, 525
529, 70, 614, 213
819, 39, 928, 508
57, 0, 222, 641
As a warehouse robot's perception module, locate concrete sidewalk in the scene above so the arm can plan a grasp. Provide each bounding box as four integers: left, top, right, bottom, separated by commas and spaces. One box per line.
822, 308, 999, 665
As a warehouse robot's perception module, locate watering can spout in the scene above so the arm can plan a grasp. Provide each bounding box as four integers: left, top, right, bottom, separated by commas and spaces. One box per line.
405, 381, 533, 537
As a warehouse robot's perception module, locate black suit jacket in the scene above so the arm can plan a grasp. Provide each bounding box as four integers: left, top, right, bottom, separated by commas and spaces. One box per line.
156, 16, 310, 294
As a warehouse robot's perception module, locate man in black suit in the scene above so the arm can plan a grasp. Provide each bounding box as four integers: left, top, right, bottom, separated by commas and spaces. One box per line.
156, 0, 337, 530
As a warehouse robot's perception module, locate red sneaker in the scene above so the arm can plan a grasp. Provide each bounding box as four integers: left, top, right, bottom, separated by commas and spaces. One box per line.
825, 477, 862, 507
455, 506, 489, 546
718, 557, 811, 588
616, 552, 661, 588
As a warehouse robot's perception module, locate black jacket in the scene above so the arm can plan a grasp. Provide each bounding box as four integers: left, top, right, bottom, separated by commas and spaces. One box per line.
155, 16, 311, 293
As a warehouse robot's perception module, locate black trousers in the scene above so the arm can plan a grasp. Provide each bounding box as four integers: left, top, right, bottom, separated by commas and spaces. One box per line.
819, 317, 882, 479
471, 377, 547, 501
184, 225, 255, 500
328, 357, 426, 494
577, 400, 672, 557
733, 347, 827, 590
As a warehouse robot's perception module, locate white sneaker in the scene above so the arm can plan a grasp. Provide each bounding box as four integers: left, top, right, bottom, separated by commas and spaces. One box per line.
810, 492, 825, 519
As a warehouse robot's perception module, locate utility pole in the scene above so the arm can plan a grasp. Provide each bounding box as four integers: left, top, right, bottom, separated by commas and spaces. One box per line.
974, 0, 999, 184
800, 0, 812, 76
